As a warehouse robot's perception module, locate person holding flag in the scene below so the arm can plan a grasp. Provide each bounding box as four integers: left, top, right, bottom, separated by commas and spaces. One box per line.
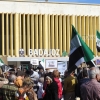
64, 25, 96, 100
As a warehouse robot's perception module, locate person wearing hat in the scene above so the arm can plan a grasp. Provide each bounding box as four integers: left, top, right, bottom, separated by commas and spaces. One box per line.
43, 74, 59, 100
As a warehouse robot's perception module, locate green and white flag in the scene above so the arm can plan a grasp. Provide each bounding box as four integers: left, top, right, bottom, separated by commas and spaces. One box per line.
96, 31, 100, 52
40, 59, 45, 69
68, 25, 95, 72
0, 59, 4, 66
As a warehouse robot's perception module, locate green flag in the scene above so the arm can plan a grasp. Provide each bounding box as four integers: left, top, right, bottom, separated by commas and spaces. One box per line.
96, 31, 100, 52
78, 34, 94, 62
62, 51, 68, 57
68, 25, 95, 72
0, 59, 4, 66
40, 59, 45, 68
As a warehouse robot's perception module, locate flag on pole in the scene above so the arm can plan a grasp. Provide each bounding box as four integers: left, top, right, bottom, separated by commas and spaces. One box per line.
96, 31, 100, 52
0, 59, 4, 66
68, 25, 95, 72
40, 59, 45, 69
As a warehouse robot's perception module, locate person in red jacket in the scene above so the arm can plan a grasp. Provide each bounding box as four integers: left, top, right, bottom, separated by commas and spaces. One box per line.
53, 70, 63, 100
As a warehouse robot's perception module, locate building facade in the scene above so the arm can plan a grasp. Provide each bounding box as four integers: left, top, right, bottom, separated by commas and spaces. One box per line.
0, 1, 100, 66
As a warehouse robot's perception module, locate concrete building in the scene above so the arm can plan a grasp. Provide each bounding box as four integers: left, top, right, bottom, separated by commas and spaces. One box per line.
0, 1, 100, 67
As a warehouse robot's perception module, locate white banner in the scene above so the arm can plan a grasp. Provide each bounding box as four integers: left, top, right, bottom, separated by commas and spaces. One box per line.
58, 61, 67, 75
30, 59, 39, 65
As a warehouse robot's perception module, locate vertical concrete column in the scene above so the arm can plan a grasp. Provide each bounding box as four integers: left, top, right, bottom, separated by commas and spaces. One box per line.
85, 16, 89, 46
62, 15, 66, 52
27, 14, 30, 56
43, 14, 48, 52
10, 13, 13, 57
23, 14, 26, 56
6, 13, 9, 56
48, 15, 50, 50
31, 14, 34, 54
2, 13, 4, 56
70, 15, 76, 37
39, 14, 42, 49
55, 15, 58, 49
96, 16, 100, 56
34, 14, 38, 50
58, 15, 62, 56
81, 16, 85, 41
14, 13, 19, 57
51, 15, 54, 49
19, 13, 22, 49
89, 16, 93, 52
77, 16, 81, 35
93, 17, 97, 56
67, 15, 70, 54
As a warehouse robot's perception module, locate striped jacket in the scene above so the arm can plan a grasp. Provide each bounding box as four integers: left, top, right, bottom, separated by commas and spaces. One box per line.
0, 83, 18, 100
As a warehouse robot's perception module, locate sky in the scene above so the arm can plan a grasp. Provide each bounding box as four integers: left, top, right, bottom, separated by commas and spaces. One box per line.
49, 0, 100, 4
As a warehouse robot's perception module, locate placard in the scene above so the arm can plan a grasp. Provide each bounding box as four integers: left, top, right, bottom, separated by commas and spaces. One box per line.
30, 59, 39, 65
96, 59, 100, 65
58, 61, 67, 75
45, 59, 57, 69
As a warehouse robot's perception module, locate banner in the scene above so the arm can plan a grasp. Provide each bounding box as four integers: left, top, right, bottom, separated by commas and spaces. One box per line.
30, 59, 39, 65
96, 59, 100, 65
58, 61, 67, 75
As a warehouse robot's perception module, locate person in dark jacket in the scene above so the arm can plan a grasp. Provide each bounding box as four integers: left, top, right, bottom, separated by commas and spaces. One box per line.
76, 67, 90, 99
43, 75, 59, 100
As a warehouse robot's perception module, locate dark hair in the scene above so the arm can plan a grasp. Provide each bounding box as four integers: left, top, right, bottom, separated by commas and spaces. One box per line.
28, 64, 33, 70
17, 71, 25, 77
83, 70, 88, 77
53, 70, 60, 78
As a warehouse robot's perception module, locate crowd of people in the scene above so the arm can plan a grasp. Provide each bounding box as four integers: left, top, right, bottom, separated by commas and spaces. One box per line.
0, 64, 100, 100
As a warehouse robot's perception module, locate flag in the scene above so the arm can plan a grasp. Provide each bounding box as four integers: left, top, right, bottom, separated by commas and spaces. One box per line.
68, 25, 95, 72
0, 59, 12, 72
96, 31, 100, 52
62, 51, 68, 57
1, 65, 11, 72
0, 59, 4, 66
40, 59, 45, 69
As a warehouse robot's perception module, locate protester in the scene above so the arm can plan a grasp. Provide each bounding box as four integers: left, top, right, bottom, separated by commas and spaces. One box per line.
81, 67, 100, 100
2, 61, 100, 100
43, 75, 59, 100
63, 71, 77, 100
38, 68, 45, 78
53, 70, 62, 100
14, 71, 25, 87
15, 77, 38, 100
0, 74, 18, 100
76, 67, 90, 98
